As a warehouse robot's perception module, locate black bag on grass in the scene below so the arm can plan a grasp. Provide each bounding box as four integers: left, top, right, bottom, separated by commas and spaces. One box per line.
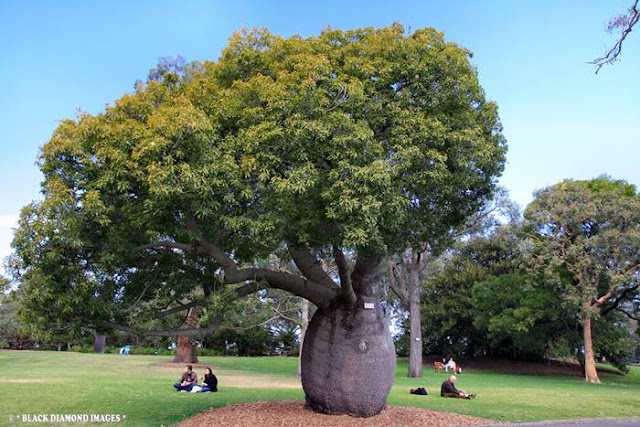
410, 387, 428, 395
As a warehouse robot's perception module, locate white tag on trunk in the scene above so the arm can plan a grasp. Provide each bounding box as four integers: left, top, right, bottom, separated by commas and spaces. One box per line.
364, 302, 375, 309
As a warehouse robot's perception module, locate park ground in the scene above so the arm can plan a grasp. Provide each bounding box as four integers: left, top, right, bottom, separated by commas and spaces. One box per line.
1, 351, 640, 426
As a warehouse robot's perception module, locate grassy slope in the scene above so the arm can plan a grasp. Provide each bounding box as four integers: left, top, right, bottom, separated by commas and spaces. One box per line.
1, 351, 639, 425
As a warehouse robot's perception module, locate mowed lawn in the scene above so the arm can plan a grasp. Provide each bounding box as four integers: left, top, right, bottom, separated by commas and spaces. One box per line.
1, 351, 639, 425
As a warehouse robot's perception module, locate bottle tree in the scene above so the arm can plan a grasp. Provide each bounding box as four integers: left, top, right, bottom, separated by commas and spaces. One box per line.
11, 25, 505, 416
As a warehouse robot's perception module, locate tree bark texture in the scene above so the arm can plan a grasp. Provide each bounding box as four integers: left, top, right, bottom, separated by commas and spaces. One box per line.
173, 304, 200, 363
298, 298, 310, 376
173, 336, 199, 363
582, 310, 600, 383
93, 334, 106, 353
301, 257, 396, 417
407, 265, 423, 378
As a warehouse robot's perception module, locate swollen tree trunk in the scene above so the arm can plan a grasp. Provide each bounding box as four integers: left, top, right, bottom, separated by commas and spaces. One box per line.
582, 310, 600, 383
407, 265, 423, 378
298, 299, 310, 376
93, 334, 106, 353
174, 336, 199, 363
301, 257, 396, 417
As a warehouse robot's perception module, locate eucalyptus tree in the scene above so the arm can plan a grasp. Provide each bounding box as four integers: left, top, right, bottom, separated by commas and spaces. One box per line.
389, 188, 517, 377
525, 177, 640, 383
11, 25, 505, 416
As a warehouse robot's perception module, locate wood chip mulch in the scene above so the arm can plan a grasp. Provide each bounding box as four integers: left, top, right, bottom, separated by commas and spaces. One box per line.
174, 401, 499, 427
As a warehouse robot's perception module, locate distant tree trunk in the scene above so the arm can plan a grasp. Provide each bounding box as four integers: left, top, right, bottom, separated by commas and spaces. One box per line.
301, 257, 396, 417
94, 334, 106, 353
173, 306, 200, 363
387, 250, 425, 378
298, 298, 310, 376
57, 343, 62, 352
173, 336, 198, 363
407, 263, 423, 378
582, 310, 600, 383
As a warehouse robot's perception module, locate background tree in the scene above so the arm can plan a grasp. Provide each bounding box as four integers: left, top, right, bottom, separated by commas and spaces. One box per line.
471, 272, 571, 360
388, 188, 517, 377
204, 290, 302, 356
387, 249, 429, 378
525, 177, 640, 383
0, 277, 32, 349
11, 24, 506, 416
420, 221, 525, 357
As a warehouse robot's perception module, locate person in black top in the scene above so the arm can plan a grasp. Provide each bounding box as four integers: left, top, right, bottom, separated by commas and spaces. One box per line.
441, 375, 475, 399
200, 367, 218, 392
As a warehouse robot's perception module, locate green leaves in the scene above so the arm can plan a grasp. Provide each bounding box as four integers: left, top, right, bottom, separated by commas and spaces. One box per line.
525, 177, 640, 308
12, 24, 507, 338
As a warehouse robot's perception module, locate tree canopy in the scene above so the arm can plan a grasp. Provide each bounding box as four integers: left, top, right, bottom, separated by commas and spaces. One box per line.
11, 24, 506, 336
525, 176, 640, 382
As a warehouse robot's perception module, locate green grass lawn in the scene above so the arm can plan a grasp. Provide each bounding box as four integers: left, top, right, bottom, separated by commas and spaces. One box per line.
1, 351, 639, 425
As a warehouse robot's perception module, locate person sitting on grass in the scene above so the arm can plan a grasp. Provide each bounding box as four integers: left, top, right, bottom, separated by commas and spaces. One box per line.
441, 375, 475, 399
192, 367, 218, 393
201, 367, 218, 392
174, 365, 197, 392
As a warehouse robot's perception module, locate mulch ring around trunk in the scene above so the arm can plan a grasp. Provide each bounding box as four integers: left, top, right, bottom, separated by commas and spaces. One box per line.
174, 401, 500, 427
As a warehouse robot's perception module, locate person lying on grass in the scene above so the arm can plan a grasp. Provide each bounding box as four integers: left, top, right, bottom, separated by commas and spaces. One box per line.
441, 375, 475, 399
191, 367, 218, 393
174, 365, 198, 392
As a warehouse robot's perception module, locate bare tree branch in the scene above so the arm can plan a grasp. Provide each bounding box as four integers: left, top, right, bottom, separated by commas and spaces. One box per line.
272, 305, 299, 324
592, 0, 640, 73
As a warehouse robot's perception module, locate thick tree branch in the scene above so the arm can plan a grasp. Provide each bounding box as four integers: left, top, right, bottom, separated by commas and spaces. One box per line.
101, 317, 222, 337
217, 267, 336, 307
289, 245, 338, 290
110, 281, 265, 337
417, 248, 431, 273
155, 301, 200, 319
233, 281, 262, 298
592, 284, 618, 308
593, 266, 640, 308
600, 280, 639, 316
137, 241, 200, 254
614, 306, 640, 321
387, 258, 408, 307
334, 246, 356, 305
183, 207, 339, 308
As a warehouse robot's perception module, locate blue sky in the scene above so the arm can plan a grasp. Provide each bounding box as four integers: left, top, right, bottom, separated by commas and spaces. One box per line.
1, 1, 639, 272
